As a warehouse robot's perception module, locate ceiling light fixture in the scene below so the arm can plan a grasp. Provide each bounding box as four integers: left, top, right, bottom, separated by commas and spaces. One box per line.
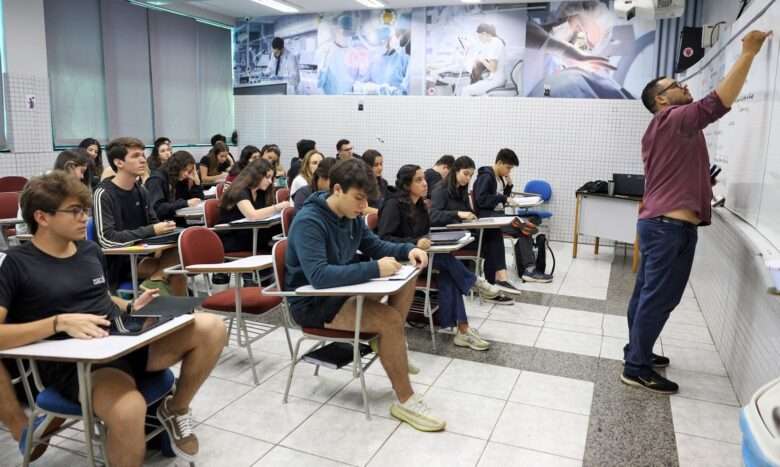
355, 0, 385, 7
251, 0, 300, 14
461, 0, 482, 4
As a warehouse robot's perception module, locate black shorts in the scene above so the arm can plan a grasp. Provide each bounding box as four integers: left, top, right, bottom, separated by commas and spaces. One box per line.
290, 296, 349, 328
38, 346, 151, 403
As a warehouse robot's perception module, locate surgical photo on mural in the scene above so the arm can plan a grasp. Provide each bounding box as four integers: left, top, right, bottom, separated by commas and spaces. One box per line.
234, 1, 656, 99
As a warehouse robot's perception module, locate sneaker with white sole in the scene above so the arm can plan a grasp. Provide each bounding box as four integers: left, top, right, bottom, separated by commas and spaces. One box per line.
473, 277, 500, 298
494, 280, 523, 296
481, 293, 514, 305
453, 328, 490, 351
522, 270, 554, 283
156, 395, 198, 461
19, 414, 65, 461
390, 394, 446, 432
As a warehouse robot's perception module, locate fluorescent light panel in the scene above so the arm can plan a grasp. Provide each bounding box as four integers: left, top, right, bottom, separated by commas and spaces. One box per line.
355, 0, 385, 7
251, 0, 300, 13
461, 0, 482, 3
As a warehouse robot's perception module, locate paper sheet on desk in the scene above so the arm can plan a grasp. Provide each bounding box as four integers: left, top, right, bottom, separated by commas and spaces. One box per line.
512, 196, 542, 207
371, 265, 417, 281
203, 186, 217, 197
230, 212, 282, 224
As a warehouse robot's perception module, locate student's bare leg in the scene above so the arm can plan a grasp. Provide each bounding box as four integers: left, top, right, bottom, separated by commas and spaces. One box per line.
387, 280, 416, 321
145, 313, 225, 411
495, 269, 510, 281
138, 249, 186, 295
91, 368, 146, 467
326, 298, 413, 403
0, 362, 27, 440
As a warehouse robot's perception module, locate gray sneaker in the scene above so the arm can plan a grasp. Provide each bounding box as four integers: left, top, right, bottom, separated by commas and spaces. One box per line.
522, 270, 553, 283
453, 328, 490, 351
473, 277, 500, 298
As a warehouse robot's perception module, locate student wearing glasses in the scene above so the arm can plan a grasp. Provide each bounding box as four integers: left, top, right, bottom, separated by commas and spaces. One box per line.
0, 171, 226, 465
622, 30, 770, 394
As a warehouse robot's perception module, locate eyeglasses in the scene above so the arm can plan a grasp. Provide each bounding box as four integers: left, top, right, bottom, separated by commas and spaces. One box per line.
658, 80, 684, 95
51, 206, 88, 217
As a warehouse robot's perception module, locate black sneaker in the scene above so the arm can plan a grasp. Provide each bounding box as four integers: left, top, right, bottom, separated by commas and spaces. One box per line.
494, 280, 523, 296
651, 353, 670, 368
522, 270, 553, 283
482, 294, 514, 306
620, 370, 679, 394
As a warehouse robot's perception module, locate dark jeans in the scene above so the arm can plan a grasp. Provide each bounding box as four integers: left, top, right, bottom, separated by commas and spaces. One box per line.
624, 218, 698, 377
481, 229, 507, 283
432, 254, 477, 328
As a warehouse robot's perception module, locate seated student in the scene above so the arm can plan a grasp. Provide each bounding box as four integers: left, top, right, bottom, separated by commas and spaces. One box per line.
293, 157, 336, 211
260, 144, 285, 179
217, 159, 289, 253
430, 155, 524, 295
0, 171, 226, 465
145, 151, 205, 221
93, 137, 186, 295
474, 148, 552, 283
225, 145, 261, 186
378, 164, 498, 349
147, 138, 173, 172
285, 159, 445, 432
362, 149, 390, 212
287, 139, 316, 181
79, 138, 113, 187
199, 141, 232, 185
289, 149, 323, 196
336, 139, 354, 160
210, 133, 236, 165
424, 155, 454, 199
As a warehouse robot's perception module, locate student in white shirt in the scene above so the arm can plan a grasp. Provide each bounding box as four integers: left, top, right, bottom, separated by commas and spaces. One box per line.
289, 149, 323, 196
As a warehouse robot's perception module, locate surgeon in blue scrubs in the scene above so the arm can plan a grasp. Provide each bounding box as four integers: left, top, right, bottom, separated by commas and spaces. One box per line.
318, 15, 362, 95
368, 28, 411, 95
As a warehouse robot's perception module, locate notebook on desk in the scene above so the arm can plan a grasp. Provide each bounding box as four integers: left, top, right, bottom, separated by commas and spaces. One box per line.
371, 264, 417, 281
142, 228, 185, 245
229, 213, 282, 226
429, 230, 469, 245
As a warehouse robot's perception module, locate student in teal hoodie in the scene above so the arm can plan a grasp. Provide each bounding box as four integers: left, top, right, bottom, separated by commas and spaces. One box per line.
285, 159, 446, 433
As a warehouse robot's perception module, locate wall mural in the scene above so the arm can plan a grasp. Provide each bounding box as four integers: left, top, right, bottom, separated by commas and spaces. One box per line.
233, 1, 657, 99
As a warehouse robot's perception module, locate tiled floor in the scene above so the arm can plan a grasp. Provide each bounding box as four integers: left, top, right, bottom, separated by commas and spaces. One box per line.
0, 242, 745, 466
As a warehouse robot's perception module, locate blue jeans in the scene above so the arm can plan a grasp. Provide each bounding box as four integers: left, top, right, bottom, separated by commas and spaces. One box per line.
624, 218, 698, 377
432, 254, 477, 328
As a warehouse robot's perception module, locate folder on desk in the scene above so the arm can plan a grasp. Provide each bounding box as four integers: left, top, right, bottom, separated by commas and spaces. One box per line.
430, 230, 469, 245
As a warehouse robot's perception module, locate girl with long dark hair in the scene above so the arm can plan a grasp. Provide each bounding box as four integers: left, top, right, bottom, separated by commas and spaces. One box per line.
145, 151, 204, 220
199, 141, 232, 184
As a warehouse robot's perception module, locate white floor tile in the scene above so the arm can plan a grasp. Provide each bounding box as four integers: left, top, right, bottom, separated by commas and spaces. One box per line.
207, 387, 321, 444
250, 326, 301, 357
254, 446, 350, 467
666, 310, 707, 328
259, 364, 354, 403
465, 299, 495, 318
368, 424, 486, 467
211, 351, 291, 385
545, 308, 603, 329
670, 396, 741, 444
147, 423, 273, 467
477, 320, 541, 347
491, 402, 590, 460
434, 359, 521, 400
282, 405, 398, 466
665, 369, 739, 406
661, 323, 714, 345
510, 371, 594, 416
600, 336, 626, 361
383, 351, 452, 386
663, 345, 728, 377
190, 376, 254, 422
556, 284, 608, 300
535, 328, 602, 358
421, 387, 506, 440
544, 320, 603, 336
328, 373, 430, 419
602, 314, 629, 339
488, 303, 548, 325
676, 298, 702, 312
478, 442, 582, 467
660, 337, 717, 353
675, 433, 741, 467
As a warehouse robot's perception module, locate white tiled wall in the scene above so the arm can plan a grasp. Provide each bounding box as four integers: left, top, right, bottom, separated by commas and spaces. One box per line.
690, 209, 780, 404
236, 95, 650, 242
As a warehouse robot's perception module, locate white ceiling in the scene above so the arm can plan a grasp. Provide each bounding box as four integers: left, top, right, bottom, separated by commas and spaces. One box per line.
142, 0, 544, 20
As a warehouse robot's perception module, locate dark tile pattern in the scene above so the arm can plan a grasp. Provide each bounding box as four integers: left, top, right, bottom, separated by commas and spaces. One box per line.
605, 251, 639, 317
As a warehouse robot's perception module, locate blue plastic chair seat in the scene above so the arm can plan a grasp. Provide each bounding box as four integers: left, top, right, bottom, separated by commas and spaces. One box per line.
37, 369, 175, 416
523, 210, 553, 219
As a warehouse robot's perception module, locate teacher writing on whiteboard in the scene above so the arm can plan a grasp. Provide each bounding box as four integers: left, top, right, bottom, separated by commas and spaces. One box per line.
622, 30, 771, 394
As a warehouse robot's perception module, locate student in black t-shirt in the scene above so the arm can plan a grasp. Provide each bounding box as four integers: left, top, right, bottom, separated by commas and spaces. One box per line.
0, 171, 226, 464
293, 157, 337, 211
217, 159, 289, 253
361, 149, 390, 214
199, 141, 232, 185
145, 151, 204, 221
424, 155, 454, 199
93, 137, 185, 295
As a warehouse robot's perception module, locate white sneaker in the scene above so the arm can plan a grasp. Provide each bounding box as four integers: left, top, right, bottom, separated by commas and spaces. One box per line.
390, 394, 446, 432
473, 277, 500, 298
453, 328, 490, 351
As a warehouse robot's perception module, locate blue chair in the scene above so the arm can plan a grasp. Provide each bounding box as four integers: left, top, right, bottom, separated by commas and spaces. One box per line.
517, 180, 553, 220
16, 361, 188, 466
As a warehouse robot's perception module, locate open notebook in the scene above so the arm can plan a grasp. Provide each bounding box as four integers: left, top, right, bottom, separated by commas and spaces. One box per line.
371, 264, 417, 281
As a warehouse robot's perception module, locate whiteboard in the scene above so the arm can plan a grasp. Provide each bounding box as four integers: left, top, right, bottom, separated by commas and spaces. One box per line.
684, 0, 780, 247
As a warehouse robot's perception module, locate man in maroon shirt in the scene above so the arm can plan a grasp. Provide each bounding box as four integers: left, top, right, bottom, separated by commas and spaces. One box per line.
622, 30, 771, 394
